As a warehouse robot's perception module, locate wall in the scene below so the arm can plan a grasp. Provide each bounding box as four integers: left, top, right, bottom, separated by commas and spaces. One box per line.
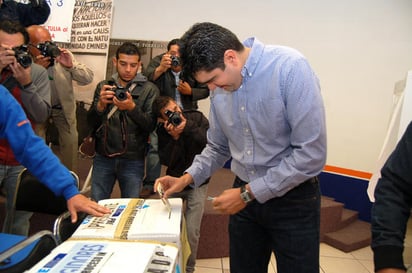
110, 0, 412, 175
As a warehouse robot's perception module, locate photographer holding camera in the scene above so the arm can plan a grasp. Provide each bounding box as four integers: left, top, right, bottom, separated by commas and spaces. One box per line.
27, 25, 94, 172
141, 38, 210, 197
152, 96, 209, 273
0, 20, 51, 235
87, 42, 159, 201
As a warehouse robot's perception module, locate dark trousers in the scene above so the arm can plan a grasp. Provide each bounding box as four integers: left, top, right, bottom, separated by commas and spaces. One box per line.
229, 177, 321, 273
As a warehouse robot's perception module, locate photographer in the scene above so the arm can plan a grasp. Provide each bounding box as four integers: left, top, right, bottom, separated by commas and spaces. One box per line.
87, 42, 159, 201
0, 19, 51, 235
152, 96, 209, 273
141, 38, 210, 197
0, 0, 50, 27
27, 25, 94, 172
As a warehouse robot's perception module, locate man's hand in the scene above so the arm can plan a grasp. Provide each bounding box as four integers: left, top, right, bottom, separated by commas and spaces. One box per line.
154, 173, 193, 199
113, 92, 135, 111
9, 60, 32, 87
55, 48, 73, 68
97, 84, 115, 112
66, 194, 111, 223
33, 54, 51, 69
211, 188, 246, 214
177, 80, 192, 95
152, 53, 172, 81
0, 46, 15, 71
164, 114, 186, 140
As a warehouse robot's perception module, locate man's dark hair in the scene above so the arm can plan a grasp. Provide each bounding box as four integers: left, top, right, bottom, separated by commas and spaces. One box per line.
167, 38, 181, 51
152, 96, 174, 118
116, 42, 141, 60
179, 22, 244, 80
0, 20, 29, 44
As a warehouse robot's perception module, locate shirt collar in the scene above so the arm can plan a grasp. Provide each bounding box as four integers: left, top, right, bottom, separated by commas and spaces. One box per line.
241, 37, 264, 79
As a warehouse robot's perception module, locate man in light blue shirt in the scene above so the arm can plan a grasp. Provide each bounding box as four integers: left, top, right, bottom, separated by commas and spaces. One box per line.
156, 22, 327, 273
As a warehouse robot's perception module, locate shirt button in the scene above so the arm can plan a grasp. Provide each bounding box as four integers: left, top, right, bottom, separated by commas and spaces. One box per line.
247, 150, 252, 155
241, 106, 245, 111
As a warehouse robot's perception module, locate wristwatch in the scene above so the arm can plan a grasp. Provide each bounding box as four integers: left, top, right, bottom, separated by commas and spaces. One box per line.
240, 185, 253, 203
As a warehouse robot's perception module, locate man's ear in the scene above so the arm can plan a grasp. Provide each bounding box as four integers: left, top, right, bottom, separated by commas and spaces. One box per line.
224, 49, 237, 65
112, 57, 117, 67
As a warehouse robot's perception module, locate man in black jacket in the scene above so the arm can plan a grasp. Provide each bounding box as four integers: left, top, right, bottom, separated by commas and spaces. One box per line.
152, 96, 209, 273
87, 42, 159, 201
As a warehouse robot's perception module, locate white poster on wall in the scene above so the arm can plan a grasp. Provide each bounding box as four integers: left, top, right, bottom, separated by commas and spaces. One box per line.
43, 0, 76, 43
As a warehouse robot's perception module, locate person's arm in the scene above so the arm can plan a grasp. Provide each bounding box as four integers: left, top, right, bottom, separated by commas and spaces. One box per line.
20, 63, 51, 123
371, 122, 412, 272
181, 111, 209, 146
58, 49, 94, 85
0, 85, 110, 221
144, 54, 169, 82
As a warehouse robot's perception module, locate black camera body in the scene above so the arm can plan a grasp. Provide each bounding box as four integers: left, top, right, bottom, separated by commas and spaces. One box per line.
13, 45, 32, 68
107, 80, 128, 101
111, 86, 127, 101
165, 110, 182, 126
170, 55, 180, 67
37, 41, 61, 59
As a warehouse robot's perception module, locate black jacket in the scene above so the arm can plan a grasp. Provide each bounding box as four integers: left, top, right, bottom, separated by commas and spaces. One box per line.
88, 73, 159, 160
144, 54, 209, 110
371, 121, 412, 271
157, 109, 209, 181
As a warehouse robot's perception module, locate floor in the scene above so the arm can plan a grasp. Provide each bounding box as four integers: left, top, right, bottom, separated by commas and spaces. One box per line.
194, 220, 412, 273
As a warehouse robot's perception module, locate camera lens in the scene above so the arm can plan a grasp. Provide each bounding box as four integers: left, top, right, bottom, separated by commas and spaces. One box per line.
171, 56, 180, 67
115, 88, 127, 101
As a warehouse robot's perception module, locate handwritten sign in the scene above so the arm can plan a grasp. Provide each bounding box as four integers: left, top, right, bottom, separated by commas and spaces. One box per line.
66, 0, 113, 54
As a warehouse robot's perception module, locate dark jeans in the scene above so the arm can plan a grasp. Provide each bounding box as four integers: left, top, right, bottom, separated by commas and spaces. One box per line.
229, 177, 321, 273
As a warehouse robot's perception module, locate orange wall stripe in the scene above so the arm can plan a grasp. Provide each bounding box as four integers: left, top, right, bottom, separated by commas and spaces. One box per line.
323, 165, 372, 180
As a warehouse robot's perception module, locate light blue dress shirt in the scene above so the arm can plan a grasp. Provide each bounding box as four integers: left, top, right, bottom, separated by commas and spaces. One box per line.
186, 37, 327, 203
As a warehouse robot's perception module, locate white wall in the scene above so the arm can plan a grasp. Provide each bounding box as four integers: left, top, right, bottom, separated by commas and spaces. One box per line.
110, 0, 412, 173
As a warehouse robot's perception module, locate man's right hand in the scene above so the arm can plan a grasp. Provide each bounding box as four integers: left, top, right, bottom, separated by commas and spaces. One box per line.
97, 84, 115, 112
154, 173, 193, 199
152, 53, 172, 81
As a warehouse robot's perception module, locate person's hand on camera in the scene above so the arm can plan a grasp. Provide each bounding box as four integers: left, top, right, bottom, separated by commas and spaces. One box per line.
164, 113, 186, 140
177, 80, 192, 95
33, 54, 51, 69
0, 46, 15, 71
9, 59, 32, 87
159, 53, 172, 71
113, 91, 135, 111
96, 84, 115, 112
56, 48, 72, 68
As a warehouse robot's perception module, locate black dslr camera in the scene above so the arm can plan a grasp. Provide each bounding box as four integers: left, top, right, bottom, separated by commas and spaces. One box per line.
165, 110, 182, 126
113, 87, 127, 101
36, 41, 61, 58
170, 55, 180, 67
12, 45, 32, 68
107, 81, 127, 101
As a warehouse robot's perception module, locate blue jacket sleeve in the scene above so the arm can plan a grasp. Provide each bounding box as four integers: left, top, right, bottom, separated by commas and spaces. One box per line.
0, 85, 79, 200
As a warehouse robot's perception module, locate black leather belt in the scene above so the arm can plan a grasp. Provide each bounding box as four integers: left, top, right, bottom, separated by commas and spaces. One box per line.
235, 176, 318, 186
